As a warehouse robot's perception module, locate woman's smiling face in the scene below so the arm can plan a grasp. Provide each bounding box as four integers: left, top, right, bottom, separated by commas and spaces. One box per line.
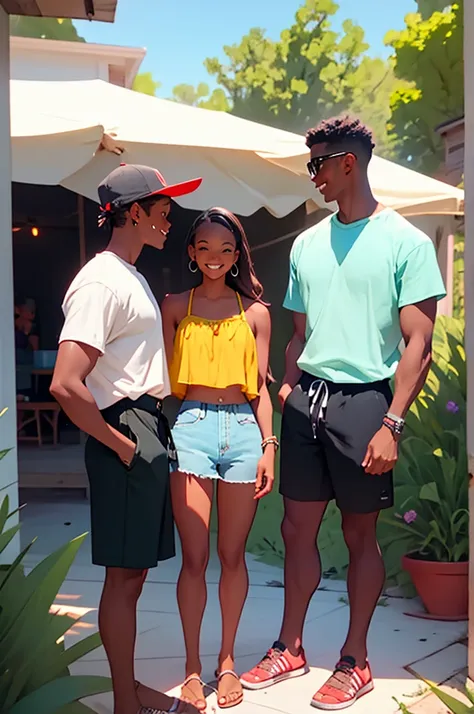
189, 221, 239, 280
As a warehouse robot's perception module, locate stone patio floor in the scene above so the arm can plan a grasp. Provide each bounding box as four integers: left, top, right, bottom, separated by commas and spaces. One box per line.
20, 493, 469, 714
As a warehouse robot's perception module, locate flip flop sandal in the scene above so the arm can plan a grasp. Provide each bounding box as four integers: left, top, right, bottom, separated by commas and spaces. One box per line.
135, 681, 180, 713
181, 674, 210, 711
216, 670, 243, 709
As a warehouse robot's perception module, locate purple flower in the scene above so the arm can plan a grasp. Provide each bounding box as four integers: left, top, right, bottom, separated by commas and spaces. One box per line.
403, 510, 418, 525
447, 401, 460, 414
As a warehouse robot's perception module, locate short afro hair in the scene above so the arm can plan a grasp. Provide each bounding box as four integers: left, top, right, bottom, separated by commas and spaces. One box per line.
306, 116, 375, 163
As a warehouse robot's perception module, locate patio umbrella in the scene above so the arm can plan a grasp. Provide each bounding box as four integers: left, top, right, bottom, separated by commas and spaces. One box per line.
10, 78, 464, 217
10, 78, 313, 217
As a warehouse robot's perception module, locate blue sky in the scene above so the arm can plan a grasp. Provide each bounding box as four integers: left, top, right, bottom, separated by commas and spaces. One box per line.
75, 0, 417, 98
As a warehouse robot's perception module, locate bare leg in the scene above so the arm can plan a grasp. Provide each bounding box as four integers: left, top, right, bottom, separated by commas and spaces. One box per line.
216, 481, 258, 707
340, 511, 384, 667
99, 567, 144, 714
279, 498, 328, 655
171, 471, 213, 711
100, 568, 181, 713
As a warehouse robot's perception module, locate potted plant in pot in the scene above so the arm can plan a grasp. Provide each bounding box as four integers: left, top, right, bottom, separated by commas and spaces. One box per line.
397, 430, 468, 619
380, 316, 468, 619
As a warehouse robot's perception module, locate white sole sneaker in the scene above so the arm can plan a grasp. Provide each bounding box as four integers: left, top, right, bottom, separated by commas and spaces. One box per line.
310, 681, 375, 710
240, 664, 310, 691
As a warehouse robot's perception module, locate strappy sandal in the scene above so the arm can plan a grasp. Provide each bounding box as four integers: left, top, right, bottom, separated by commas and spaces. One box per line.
216, 670, 243, 709
135, 681, 181, 712
181, 674, 208, 711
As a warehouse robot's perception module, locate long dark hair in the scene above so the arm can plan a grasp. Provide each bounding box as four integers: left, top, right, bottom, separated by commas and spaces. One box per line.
185, 207, 266, 303
185, 207, 275, 385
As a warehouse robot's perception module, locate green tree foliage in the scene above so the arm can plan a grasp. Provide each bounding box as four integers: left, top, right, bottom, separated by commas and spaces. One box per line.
132, 72, 161, 97
173, 0, 406, 157
9, 16, 85, 41
385, 2, 464, 174
171, 83, 230, 111
339, 56, 408, 158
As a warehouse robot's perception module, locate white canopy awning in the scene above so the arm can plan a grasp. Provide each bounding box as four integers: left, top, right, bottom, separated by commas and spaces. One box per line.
262, 150, 464, 217
10, 78, 464, 218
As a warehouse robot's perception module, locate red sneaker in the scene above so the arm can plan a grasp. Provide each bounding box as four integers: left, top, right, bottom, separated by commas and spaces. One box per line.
311, 656, 374, 710
240, 640, 309, 690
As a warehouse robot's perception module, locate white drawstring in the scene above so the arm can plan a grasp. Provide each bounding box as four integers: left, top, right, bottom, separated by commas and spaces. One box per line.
308, 380, 329, 438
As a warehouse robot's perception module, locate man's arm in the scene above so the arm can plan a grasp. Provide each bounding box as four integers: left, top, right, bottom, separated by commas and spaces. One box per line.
50, 341, 136, 465
279, 312, 306, 407
390, 298, 437, 418
363, 297, 436, 475
161, 293, 183, 366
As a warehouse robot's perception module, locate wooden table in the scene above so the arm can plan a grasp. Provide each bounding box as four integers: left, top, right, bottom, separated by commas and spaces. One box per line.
17, 401, 61, 447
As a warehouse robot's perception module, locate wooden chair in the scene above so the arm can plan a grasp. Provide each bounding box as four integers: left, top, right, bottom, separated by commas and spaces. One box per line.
17, 401, 61, 447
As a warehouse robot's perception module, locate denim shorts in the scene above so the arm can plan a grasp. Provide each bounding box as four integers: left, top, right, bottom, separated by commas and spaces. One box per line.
171, 401, 261, 483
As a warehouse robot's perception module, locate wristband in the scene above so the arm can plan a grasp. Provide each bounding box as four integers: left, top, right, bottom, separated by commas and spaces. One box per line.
382, 415, 404, 437
386, 412, 405, 426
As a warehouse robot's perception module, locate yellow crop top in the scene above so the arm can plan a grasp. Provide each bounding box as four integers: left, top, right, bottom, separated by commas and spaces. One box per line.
169, 289, 259, 400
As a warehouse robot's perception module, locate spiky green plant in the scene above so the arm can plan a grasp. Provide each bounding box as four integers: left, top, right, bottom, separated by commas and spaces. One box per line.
0, 407, 112, 714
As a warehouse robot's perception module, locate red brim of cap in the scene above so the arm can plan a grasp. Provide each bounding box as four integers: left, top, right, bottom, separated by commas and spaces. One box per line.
149, 177, 202, 199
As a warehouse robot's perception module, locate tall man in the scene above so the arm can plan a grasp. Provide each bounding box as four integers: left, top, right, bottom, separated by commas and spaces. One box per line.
51, 164, 201, 714
241, 117, 446, 710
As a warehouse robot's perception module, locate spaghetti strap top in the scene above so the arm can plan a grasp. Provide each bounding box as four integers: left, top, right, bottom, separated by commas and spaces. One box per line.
186, 288, 245, 317
169, 289, 259, 400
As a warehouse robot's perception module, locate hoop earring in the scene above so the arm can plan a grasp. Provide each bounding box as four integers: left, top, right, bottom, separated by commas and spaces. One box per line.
230, 263, 239, 278
188, 259, 199, 274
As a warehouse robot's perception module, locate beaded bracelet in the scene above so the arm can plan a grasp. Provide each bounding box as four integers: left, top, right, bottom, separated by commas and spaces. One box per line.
261, 436, 280, 451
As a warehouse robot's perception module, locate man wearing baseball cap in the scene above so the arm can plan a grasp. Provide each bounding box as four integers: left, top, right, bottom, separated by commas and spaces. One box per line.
51, 164, 202, 714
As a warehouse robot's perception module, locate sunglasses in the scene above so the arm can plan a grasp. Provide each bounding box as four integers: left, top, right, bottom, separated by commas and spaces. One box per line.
306, 151, 349, 178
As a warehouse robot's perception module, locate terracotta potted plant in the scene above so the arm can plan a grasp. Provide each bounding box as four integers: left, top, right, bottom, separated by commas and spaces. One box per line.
380, 317, 468, 620
387, 424, 468, 620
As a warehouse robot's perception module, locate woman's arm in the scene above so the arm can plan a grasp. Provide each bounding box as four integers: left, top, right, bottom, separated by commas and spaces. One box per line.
251, 303, 273, 439
249, 302, 274, 499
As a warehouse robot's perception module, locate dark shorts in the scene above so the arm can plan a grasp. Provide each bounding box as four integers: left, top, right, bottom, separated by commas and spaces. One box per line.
85, 395, 176, 569
279, 372, 394, 513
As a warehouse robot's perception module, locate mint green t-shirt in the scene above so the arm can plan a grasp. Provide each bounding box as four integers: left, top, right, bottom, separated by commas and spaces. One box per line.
283, 208, 446, 384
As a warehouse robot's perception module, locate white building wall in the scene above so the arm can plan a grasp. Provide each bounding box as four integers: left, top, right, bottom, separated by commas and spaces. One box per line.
11, 47, 109, 82
0, 5, 20, 560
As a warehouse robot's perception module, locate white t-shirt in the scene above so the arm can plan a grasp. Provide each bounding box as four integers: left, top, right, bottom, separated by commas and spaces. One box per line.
59, 251, 170, 410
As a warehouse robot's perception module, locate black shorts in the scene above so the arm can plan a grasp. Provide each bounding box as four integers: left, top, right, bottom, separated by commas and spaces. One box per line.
85, 395, 176, 569
279, 373, 394, 513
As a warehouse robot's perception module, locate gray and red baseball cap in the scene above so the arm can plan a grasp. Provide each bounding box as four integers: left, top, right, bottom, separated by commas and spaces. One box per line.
98, 163, 202, 213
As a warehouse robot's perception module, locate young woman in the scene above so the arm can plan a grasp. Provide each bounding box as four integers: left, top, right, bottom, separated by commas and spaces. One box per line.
162, 208, 277, 710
